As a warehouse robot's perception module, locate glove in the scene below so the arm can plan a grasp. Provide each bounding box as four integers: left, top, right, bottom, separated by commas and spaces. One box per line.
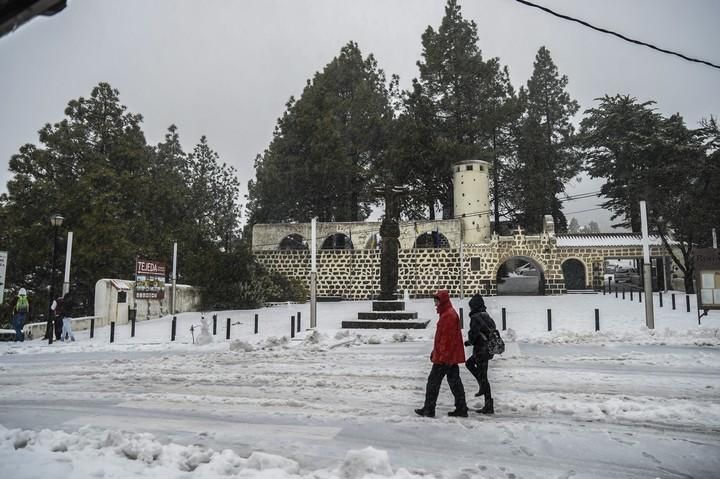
429, 352, 433, 361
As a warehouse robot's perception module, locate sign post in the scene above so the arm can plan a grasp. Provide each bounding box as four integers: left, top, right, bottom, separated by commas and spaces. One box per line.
640, 201, 655, 329
0, 251, 7, 305
310, 217, 317, 329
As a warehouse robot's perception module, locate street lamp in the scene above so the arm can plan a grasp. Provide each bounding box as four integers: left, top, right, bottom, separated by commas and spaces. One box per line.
47, 213, 64, 344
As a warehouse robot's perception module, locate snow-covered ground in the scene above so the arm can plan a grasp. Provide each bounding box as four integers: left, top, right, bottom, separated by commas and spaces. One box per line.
1, 293, 719, 478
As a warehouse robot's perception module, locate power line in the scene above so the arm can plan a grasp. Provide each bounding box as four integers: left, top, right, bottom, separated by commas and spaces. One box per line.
512, 0, 720, 71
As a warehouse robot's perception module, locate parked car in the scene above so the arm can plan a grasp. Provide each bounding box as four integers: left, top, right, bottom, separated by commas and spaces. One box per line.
514, 263, 539, 276
614, 267, 636, 283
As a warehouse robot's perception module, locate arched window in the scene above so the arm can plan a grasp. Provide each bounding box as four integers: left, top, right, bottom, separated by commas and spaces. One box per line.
279, 234, 308, 250
414, 231, 450, 249
321, 233, 354, 250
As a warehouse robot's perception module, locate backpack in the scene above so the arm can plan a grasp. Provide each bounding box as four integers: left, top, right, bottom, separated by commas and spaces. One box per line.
486, 329, 505, 355
16, 295, 29, 313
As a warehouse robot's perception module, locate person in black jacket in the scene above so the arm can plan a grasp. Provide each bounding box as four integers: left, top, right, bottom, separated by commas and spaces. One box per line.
464, 293, 495, 414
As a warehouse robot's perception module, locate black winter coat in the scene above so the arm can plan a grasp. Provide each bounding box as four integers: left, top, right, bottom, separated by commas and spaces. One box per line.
467, 311, 496, 360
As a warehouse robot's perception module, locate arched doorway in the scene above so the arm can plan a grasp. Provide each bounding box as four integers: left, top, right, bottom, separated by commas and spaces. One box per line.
321, 233, 354, 250
496, 256, 545, 295
279, 234, 308, 250
562, 259, 586, 290
414, 231, 450, 248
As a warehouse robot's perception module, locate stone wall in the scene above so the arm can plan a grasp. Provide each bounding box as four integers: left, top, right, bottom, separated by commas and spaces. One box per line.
254, 232, 672, 299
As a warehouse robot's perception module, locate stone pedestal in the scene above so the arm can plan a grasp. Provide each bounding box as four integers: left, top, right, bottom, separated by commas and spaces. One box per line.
342, 299, 430, 329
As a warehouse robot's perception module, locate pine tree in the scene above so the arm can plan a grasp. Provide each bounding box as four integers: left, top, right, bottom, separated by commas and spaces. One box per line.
509, 47, 580, 233
247, 42, 394, 224
410, 0, 518, 220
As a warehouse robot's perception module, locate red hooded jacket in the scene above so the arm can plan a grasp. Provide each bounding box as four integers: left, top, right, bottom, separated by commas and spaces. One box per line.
431, 290, 466, 365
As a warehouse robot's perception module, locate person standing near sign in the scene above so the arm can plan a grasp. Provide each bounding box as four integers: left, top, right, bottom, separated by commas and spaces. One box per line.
60, 291, 76, 341
11, 288, 31, 342
51, 295, 64, 340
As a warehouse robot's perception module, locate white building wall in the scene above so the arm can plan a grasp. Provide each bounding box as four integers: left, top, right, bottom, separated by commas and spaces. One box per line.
452, 160, 491, 243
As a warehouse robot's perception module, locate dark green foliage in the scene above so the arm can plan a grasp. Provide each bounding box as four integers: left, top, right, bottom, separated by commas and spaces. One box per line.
0, 83, 243, 312
507, 47, 580, 233
406, 0, 518, 220
580, 95, 663, 232
580, 95, 720, 292
247, 41, 395, 225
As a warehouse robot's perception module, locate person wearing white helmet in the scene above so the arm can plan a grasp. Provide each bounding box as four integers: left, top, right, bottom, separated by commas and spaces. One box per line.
12, 288, 31, 342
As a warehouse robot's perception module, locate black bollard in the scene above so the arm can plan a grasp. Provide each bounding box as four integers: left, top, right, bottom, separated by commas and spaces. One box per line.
630, 290, 634, 301
672, 293, 676, 310
213, 314, 217, 335
297, 312, 302, 331
547, 309, 552, 331
110, 321, 115, 343
686, 295, 691, 313
90, 316, 95, 339
639, 290, 642, 303
226, 317, 231, 340
171, 316, 177, 341
459, 307, 464, 329
254, 314, 258, 334
659, 292, 663, 307
291, 316, 295, 339
502, 308, 507, 331
622, 289, 626, 300
595, 309, 600, 331
131, 314, 136, 338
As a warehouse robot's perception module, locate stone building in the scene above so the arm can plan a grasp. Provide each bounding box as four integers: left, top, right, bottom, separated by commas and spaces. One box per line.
252, 160, 678, 299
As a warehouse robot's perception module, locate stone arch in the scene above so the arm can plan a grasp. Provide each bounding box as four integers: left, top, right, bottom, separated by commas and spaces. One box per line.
561, 258, 587, 290
495, 255, 546, 295
278, 233, 308, 250
321, 233, 354, 250
365, 233, 381, 250
414, 231, 450, 249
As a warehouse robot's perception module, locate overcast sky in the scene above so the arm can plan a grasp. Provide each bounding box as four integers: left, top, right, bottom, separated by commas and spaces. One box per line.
1, 0, 719, 231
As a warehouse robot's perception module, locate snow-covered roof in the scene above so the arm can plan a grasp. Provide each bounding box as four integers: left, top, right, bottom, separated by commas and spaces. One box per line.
555, 233, 673, 247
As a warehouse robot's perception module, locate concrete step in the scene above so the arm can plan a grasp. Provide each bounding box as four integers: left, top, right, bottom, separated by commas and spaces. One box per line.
357, 311, 419, 320
566, 289, 598, 294
372, 300, 406, 312
341, 319, 431, 329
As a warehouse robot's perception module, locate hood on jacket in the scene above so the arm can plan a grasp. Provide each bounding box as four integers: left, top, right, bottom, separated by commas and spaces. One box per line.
469, 293, 486, 312
434, 289, 451, 311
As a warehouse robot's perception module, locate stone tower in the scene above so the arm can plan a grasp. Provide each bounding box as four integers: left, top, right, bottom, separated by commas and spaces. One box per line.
453, 159, 491, 243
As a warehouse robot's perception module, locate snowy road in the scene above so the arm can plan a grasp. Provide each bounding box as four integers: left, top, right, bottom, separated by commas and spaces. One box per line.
2, 335, 719, 478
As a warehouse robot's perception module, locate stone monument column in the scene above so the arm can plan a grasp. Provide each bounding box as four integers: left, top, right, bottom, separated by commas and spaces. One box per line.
379, 186, 405, 300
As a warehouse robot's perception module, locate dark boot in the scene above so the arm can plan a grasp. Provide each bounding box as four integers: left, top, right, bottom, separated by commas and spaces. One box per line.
448, 407, 468, 417
414, 407, 435, 418
477, 399, 494, 415
474, 386, 485, 397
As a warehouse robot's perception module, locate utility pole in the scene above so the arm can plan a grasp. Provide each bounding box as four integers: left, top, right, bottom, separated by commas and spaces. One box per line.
310, 217, 317, 329
640, 201, 655, 329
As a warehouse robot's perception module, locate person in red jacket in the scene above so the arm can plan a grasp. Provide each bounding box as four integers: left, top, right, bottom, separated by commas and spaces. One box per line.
415, 290, 468, 418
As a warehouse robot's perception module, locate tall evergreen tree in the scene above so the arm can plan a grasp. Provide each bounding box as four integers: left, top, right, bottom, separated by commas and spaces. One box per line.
508, 47, 580, 233
247, 42, 394, 224
410, 0, 517, 220
580, 95, 663, 231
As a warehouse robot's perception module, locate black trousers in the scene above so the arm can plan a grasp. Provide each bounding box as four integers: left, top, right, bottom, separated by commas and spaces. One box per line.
423, 363, 467, 412
465, 356, 491, 401
54, 316, 64, 340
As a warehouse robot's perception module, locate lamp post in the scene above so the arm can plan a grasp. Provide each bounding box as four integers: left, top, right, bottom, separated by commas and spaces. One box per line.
47, 213, 64, 344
